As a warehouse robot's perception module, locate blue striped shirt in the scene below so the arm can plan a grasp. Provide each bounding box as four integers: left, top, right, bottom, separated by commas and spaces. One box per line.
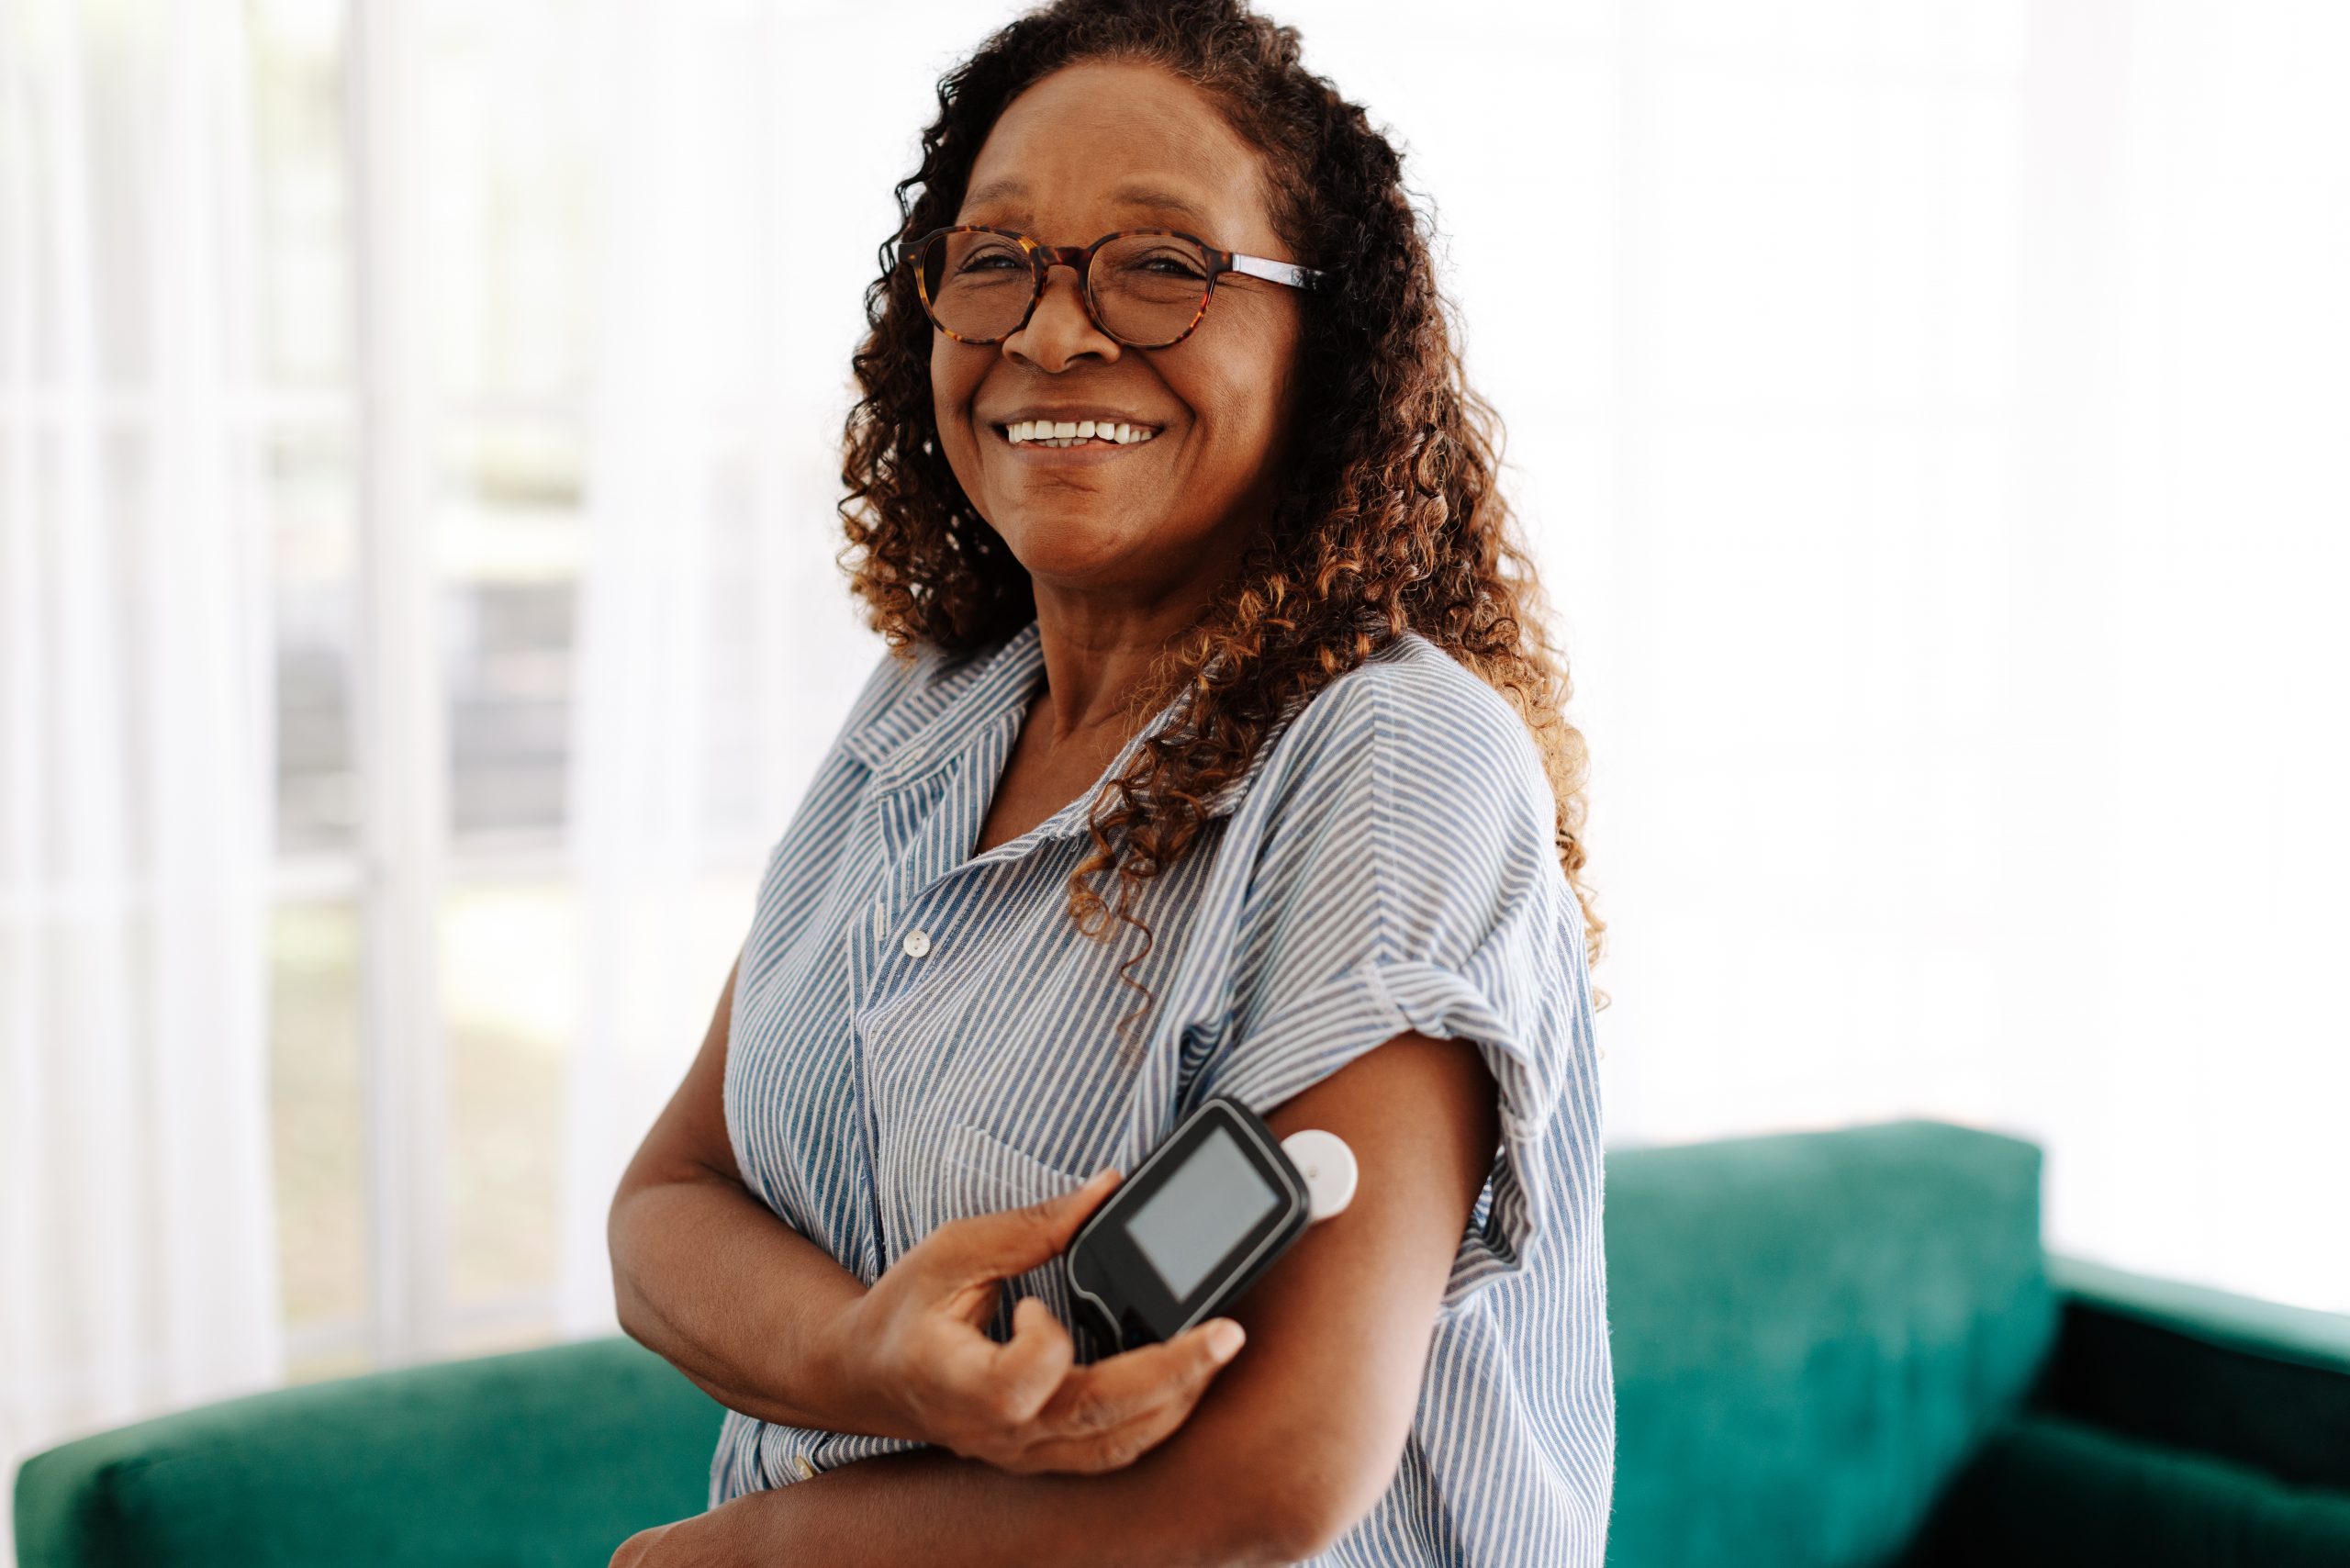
711, 615, 1613, 1564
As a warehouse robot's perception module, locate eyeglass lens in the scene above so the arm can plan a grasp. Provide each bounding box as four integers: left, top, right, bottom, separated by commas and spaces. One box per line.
920, 232, 1213, 346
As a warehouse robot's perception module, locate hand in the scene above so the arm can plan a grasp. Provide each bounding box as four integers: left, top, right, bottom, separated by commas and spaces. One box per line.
824, 1167, 1248, 1474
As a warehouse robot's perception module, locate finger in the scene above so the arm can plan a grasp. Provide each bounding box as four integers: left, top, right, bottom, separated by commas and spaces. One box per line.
911, 1305, 1066, 1461
1008, 1325, 1245, 1474
1032, 1316, 1247, 1440
983, 1295, 1079, 1426
945, 1168, 1123, 1281
1013, 1393, 1198, 1474
922, 1293, 1064, 1408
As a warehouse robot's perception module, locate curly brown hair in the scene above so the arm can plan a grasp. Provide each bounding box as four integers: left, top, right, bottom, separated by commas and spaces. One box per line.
835, 0, 1609, 1021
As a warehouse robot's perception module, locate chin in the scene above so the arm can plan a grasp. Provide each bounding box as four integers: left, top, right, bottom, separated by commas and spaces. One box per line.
997, 518, 1147, 581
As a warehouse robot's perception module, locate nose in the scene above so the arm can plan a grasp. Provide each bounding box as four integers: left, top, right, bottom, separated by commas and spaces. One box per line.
1002, 261, 1122, 372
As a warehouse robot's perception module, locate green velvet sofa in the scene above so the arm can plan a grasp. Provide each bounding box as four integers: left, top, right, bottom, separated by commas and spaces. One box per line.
18, 1119, 2350, 1566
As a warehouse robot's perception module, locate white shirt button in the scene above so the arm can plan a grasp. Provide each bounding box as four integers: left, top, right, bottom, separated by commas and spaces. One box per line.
901, 927, 932, 958
898, 741, 926, 769
792, 1453, 815, 1480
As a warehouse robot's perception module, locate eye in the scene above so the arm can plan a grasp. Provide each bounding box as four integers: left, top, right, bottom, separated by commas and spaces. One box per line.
1137, 252, 1208, 280
956, 247, 1025, 274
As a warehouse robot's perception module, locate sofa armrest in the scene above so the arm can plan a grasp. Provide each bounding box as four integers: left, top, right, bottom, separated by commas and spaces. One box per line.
1905, 1410, 2350, 1568
13, 1336, 725, 1568
2032, 1253, 2350, 1490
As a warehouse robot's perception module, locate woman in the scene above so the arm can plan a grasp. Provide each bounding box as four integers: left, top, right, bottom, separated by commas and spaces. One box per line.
608, 1, 1611, 1562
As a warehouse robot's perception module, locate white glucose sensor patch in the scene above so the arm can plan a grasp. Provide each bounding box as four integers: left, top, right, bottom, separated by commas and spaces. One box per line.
1279, 1128, 1359, 1222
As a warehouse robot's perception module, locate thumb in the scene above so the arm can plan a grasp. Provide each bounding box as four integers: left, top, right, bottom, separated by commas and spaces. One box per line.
958, 1168, 1122, 1280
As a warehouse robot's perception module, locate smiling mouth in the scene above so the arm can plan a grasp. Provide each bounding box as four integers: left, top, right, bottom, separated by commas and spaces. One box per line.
994, 419, 1161, 448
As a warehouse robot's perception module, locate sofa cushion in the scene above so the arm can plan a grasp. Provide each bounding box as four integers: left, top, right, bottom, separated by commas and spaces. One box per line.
13, 1336, 723, 1568
1604, 1120, 2055, 1568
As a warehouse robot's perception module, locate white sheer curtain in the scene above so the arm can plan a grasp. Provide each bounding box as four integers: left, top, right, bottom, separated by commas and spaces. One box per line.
1337, 0, 2350, 1307
1278, 0, 2347, 1314
554, 0, 891, 1333
0, 0, 282, 1540
552, 0, 2350, 1323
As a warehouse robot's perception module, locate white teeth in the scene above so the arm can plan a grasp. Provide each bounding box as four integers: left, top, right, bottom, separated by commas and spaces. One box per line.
999, 420, 1158, 446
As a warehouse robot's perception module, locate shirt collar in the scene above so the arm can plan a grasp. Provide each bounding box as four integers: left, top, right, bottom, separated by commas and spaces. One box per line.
842, 618, 1274, 841
839, 618, 1044, 778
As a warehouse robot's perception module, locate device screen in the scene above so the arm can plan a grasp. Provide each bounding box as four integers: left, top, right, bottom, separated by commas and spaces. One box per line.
1124, 1125, 1284, 1299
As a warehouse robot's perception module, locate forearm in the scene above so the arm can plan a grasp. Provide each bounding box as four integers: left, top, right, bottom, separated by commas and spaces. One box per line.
682, 1446, 1306, 1568
609, 1170, 898, 1438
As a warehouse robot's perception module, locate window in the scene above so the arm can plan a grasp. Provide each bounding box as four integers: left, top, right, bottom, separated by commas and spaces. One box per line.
252, 0, 700, 1377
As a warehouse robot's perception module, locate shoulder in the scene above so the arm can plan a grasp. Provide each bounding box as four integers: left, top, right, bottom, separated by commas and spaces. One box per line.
1196, 636, 1586, 1123
1365, 632, 1546, 778
1222, 633, 1566, 971
1269, 632, 1554, 851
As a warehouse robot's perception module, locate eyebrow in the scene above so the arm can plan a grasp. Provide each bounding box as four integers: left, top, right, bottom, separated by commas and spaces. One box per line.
959, 177, 1214, 230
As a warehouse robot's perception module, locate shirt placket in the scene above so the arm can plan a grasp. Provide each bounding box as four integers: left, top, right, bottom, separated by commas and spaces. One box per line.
849, 718, 1026, 1265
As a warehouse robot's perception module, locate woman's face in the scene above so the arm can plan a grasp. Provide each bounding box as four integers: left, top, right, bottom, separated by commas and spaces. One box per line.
930, 61, 1305, 602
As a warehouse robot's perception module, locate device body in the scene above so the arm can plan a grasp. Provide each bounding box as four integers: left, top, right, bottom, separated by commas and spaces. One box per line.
1064, 1095, 1314, 1351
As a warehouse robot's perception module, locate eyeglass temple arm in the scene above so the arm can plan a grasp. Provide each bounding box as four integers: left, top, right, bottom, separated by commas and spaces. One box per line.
1226, 252, 1332, 293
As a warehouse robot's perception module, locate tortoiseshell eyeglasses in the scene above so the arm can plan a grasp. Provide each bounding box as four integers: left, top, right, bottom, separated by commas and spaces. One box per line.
900, 225, 1334, 349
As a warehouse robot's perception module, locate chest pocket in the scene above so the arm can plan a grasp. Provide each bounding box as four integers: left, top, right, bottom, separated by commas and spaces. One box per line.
863, 922, 1160, 1174
930, 1121, 1108, 1362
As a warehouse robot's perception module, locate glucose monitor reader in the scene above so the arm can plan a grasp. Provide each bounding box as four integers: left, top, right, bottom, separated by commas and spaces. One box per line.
1065, 1094, 1358, 1351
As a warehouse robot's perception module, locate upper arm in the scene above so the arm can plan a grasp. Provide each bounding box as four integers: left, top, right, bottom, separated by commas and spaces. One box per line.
1113, 656, 1583, 1559
1196, 658, 1585, 1314
1134, 1029, 1499, 1561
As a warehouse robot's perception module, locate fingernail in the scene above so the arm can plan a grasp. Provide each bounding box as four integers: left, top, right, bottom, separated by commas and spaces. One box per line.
1205, 1319, 1245, 1361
